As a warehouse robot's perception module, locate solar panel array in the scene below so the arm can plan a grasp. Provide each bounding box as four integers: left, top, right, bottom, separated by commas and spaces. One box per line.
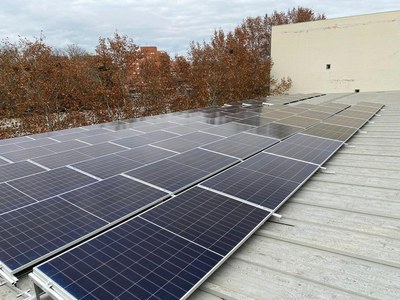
0, 96, 383, 299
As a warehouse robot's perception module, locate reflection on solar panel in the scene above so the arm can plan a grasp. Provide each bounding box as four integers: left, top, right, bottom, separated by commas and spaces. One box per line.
34, 217, 222, 300
0, 161, 45, 183
202, 122, 254, 137
0, 196, 107, 272
276, 116, 320, 128
302, 123, 358, 141
61, 175, 169, 223
201, 132, 278, 159
141, 187, 270, 256
8, 167, 97, 200
264, 133, 343, 165
201, 152, 319, 210
247, 123, 302, 140
323, 115, 368, 128
236, 116, 277, 126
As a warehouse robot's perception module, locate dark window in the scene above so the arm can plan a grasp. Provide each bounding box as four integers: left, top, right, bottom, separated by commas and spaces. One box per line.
355, 89, 360, 93
326, 64, 331, 70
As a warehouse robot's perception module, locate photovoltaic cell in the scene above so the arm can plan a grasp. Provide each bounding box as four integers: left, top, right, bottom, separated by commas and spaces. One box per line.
61, 175, 168, 223
298, 110, 333, 120
0, 144, 23, 154
0, 161, 45, 183
302, 123, 358, 142
35, 217, 222, 300
247, 123, 302, 140
264, 133, 343, 165
76, 142, 126, 157
8, 167, 97, 200
43, 140, 88, 152
116, 145, 176, 164
141, 187, 270, 256
202, 122, 254, 137
323, 115, 368, 128
1, 147, 54, 162
15, 138, 58, 149
260, 110, 294, 119
236, 116, 277, 126
31, 150, 92, 169
0, 196, 107, 272
180, 132, 223, 144
276, 116, 320, 128
337, 109, 375, 120
151, 137, 201, 153
201, 133, 278, 159
71, 154, 143, 179
0, 184, 37, 214
356, 102, 384, 109
201, 152, 319, 210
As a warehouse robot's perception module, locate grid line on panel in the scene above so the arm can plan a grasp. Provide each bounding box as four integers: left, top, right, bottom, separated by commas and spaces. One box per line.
0, 184, 38, 215
36, 217, 222, 300
0, 161, 46, 183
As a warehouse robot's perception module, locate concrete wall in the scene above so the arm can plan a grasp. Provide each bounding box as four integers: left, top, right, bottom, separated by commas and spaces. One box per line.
271, 11, 400, 93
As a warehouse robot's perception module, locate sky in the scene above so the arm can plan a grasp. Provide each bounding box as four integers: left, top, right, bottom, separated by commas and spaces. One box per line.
1, 0, 399, 56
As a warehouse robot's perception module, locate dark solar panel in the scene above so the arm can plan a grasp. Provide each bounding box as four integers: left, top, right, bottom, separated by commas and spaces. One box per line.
180, 131, 223, 144
71, 154, 143, 179
61, 175, 169, 223
226, 111, 259, 119
0, 157, 8, 166
0, 144, 23, 154
264, 133, 343, 165
142, 130, 180, 142
78, 133, 116, 145
76, 142, 126, 157
261, 110, 294, 119
202, 116, 240, 125
81, 128, 112, 136
35, 217, 222, 300
31, 150, 92, 169
0, 161, 45, 183
15, 138, 58, 149
52, 132, 89, 142
201, 133, 278, 159
116, 145, 176, 164
276, 116, 320, 128
0, 136, 32, 146
1, 147, 54, 162
105, 128, 143, 139
141, 187, 270, 256
201, 152, 319, 210
0, 184, 37, 214
134, 122, 179, 133
247, 123, 302, 140
323, 115, 368, 128
8, 167, 97, 200
111, 135, 153, 149
293, 103, 317, 110
151, 137, 200, 153
202, 122, 254, 137
302, 123, 358, 142
0, 196, 107, 272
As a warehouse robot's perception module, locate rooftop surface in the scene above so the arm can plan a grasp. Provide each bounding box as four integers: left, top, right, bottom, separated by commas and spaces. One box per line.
1, 91, 399, 299
190, 90, 400, 300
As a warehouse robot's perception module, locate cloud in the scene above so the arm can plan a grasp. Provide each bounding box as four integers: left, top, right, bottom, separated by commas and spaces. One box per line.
1, 0, 399, 56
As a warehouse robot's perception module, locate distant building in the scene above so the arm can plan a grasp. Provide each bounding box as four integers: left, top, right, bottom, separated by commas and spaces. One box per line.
271, 11, 400, 93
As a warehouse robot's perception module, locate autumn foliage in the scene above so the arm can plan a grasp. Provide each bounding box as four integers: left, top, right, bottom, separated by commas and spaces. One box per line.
0, 7, 324, 138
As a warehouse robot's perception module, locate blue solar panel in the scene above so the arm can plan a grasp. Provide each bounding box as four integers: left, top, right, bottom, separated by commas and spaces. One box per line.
60, 175, 169, 223
0, 196, 107, 272
35, 217, 222, 299
141, 187, 270, 256
201, 152, 319, 210
0, 161, 45, 183
0, 184, 37, 214
8, 167, 98, 200
264, 133, 344, 165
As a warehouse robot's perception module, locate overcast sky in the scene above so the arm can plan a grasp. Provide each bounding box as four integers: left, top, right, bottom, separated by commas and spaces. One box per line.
1, 0, 399, 56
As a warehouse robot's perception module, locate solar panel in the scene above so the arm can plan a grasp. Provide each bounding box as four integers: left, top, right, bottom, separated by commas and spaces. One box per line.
323, 115, 368, 128
52, 132, 89, 142
356, 102, 384, 109
277, 106, 307, 114
350, 105, 381, 113
201, 152, 319, 210
0, 136, 32, 146
116, 145, 176, 164
60, 175, 169, 223
226, 111, 259, 119
141, 187, 270, 256
0, 196, 107, 273
0, 157, 8, 166
202, 116, 238, 125
202, 122, 254, 137
322, 103, 351, 110
276, 116, 320, 128
247, 123, 302, 140
0, 144, 23, 154
81, 128, 112, 136
293, 103, 317, 109
201, 133, 278, 159
31, 150, 92, 169
0, 161, 45, 183
42, 140, 88, 152
180, 131, 223, 144
312, 105, 344, 114
8, 167, 98, 200
71, 154, 143, 179
125, 149, 238, 192
134, 122, 179, 133
236, 116, 277, 126
77, 133, 117, 145
298, 110, 333, 120
14, 137, 58, 149
302, 123, 358, 141
261, 110, 294, 119
142, 130, 180, 142
337, 109, 375, 120
76, 142, 126, 157
34, 217, 222, 300
151, 137, 201, 153
1, 146, 54, 162
111, 135, 153, 149
0, 184, 37, 214
264, 133, 344, 165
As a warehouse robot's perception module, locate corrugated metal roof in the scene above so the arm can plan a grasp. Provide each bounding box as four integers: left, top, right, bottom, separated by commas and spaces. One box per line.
190, 91, 400, 300
1, 91, 399, 299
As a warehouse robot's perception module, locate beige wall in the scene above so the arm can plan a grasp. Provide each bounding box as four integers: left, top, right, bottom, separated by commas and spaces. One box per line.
271, 11, 400, 93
